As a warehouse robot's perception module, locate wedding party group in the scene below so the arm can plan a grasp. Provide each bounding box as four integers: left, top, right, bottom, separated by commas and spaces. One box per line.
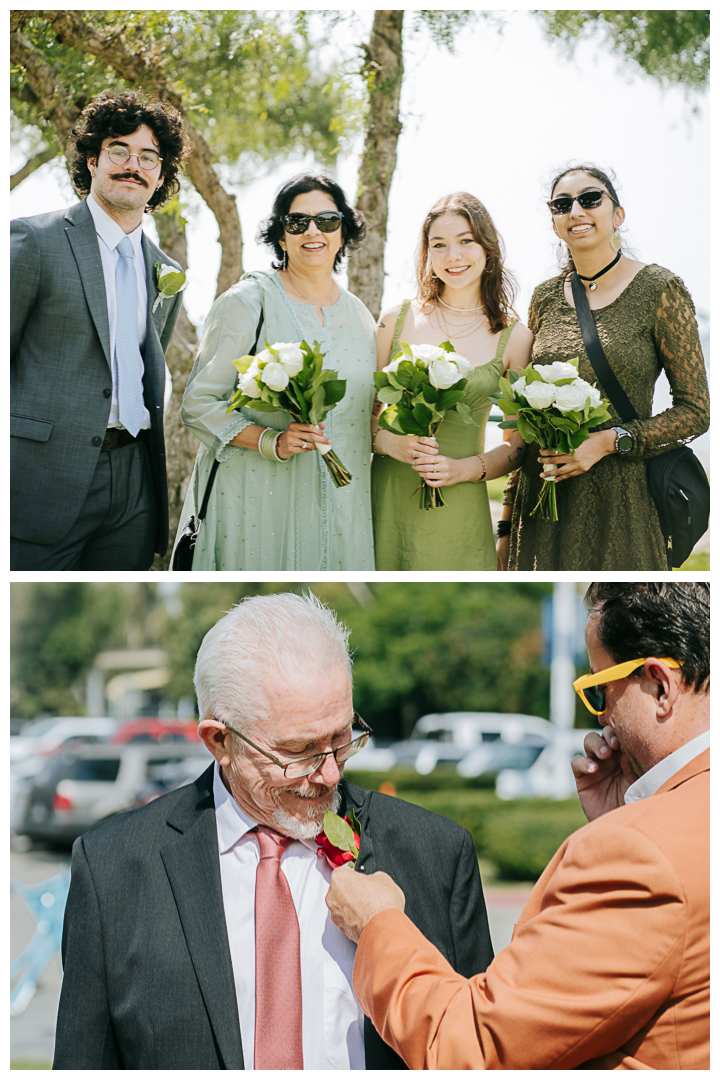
52, 583, 709, 1069
10, 90, 709, 571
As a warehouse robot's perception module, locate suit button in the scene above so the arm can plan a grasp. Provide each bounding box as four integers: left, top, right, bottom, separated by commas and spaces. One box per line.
91, 436, 102, 447
103, 388, 112, 398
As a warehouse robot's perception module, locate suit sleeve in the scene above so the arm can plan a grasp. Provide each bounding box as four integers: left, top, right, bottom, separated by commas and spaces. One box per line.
353, 822, 686, 1070
449, 828, 494, 976
53, 838, 120, 1069
10, 219, 41, 362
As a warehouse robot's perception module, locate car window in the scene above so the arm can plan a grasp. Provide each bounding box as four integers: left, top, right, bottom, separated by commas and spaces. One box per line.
69, 758, 121, 782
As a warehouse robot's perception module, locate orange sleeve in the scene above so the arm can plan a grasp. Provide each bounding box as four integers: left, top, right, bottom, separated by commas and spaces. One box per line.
354, 821, 686, 1070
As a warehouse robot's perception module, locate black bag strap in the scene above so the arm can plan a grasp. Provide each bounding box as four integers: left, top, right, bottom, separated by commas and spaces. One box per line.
570, 272, 639, 423
194, 308, 264, 525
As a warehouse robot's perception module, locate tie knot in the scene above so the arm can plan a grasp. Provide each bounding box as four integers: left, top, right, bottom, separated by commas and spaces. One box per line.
117, 236, 134, 260
254, 826, 293, 861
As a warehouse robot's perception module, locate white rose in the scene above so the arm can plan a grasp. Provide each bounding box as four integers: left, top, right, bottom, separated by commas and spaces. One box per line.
428, 354, 464, 390
255, 349, 274, 367
260, 362, 290, 391
238, 369, 262, 398
580, 380, 603, 407
412, 343, 447, 364
451, 351, 472, 376
512, 375, 527, 398
554, 380, 591, 413
272, 342, 304, 377
523, 380, 557, 409
533, 360, 579, 384
384, 357, 403, 373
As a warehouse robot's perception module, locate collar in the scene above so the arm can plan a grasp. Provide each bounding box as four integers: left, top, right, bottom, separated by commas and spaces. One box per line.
624, 729, 710, 804
212, 762, 319, 856
86, 193, 144, 256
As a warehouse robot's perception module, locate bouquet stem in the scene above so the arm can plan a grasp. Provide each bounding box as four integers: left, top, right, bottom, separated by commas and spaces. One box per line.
529, 465, 558, 522
319, 448, 352, 488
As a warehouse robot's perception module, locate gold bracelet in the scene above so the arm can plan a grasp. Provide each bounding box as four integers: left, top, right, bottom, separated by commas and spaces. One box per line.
472, 454, 487, 483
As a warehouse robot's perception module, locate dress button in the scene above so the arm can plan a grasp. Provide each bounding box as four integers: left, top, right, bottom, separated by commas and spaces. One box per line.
91, 436, 102, 447
103, 388, 112, 398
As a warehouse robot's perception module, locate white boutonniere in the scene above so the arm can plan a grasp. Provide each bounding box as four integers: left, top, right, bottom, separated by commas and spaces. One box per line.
153, 262, 187, 313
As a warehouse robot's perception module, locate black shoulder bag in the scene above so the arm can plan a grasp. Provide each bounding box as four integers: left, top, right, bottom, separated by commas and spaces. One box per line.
571, 272, 709, 569
171, 309, 264, 571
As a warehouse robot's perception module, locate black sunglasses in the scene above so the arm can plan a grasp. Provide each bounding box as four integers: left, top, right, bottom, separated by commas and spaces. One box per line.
547, 190, 619, 216
282, 211, 343, 234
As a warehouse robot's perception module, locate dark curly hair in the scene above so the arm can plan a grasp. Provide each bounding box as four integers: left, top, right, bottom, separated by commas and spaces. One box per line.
68, 91, 190, 213
257, 172, 367, 273
585, 583, 709, 694
415, 191, 518, 335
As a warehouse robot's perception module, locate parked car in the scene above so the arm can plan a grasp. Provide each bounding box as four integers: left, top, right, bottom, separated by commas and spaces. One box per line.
19, 742, 211, 846
109, 718, 200, 745
496, 728, 591, 800
393, 712, 555, 776
10, 717, 118, 765
344, 736, 397, 773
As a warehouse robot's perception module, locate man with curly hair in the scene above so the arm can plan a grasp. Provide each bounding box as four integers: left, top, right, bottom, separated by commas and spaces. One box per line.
11, 91, 190, 569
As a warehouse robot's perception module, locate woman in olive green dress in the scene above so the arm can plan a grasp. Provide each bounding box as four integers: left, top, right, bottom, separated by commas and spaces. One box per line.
372, 192, 533, 571
497, 165, 709, 572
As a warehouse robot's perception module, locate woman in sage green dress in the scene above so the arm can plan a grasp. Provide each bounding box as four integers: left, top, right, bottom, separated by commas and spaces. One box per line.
176, 173, 376, 571
372, 192, 533, 571
498, 165, 709, 572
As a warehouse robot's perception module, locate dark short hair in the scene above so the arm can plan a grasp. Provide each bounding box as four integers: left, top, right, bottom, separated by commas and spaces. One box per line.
584, 583, 709, 693
68, 91, 190, 213
257, 172, 367, 272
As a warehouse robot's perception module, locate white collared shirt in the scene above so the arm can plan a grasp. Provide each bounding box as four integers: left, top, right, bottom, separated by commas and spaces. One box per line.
624, 729, 710, 804
213, 764, 365, 1070
86, 193, 151, 430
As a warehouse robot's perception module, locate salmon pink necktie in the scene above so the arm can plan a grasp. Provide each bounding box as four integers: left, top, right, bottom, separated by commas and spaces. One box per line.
253, 826, 304, 1069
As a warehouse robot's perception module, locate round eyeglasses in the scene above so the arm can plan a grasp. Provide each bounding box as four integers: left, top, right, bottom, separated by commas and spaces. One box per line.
217, 711, 372, 778
103, 145, 163, 172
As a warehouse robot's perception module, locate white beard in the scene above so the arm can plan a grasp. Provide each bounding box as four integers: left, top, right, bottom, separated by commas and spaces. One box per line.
270, 787, 342, 841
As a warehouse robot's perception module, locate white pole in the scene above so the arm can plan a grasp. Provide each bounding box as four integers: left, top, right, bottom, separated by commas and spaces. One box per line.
549, 582, 578, 798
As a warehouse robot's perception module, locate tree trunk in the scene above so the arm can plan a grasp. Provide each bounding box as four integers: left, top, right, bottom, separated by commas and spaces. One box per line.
10, 145, 57, 190
152, 210, 200, 571
347, 10, 404, 320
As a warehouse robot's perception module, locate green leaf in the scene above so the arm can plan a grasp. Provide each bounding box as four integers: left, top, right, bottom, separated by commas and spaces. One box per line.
386, 371, 403, 391
395, 360, 417, 388
455, 401, 480, 426
378, 386, 403, 405
422, 383, 439, 404
498, 398, 520, 415
323, 811, 357, 853
438, 340, 455, 353
309, 385, 326, 425
322, 378, 347, 406
231, 354, 256, 375
435, 389, 465, 411
498, 419, 519, 430
374, 371, 390, 390
412, 402, 434, 430
347, 807, 361, 836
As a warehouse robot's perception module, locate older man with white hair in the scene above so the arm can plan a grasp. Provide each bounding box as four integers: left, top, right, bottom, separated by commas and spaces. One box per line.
54, 592, 493, 1070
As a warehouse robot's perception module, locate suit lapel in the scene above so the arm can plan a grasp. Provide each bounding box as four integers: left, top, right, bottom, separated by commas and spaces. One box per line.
64, 200, 111, 369
160, 768, 244, 1069
141, 234, 166, 411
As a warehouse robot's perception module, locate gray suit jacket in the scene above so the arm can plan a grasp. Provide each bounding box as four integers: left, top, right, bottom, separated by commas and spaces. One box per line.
53, 768, 493, 1070
10, 199, 183, 553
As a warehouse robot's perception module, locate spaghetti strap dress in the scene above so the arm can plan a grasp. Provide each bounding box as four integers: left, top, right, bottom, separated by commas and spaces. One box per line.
372, 304, 516, 570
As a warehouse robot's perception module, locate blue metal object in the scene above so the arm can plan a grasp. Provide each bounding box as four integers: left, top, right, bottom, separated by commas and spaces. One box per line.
10, 868, 71, 1017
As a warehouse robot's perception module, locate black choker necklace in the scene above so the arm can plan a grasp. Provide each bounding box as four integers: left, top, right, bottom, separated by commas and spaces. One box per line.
577, 250, 621, 291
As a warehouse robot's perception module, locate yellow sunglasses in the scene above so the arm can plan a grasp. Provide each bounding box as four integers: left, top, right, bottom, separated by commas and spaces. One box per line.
573, 657, 682, 716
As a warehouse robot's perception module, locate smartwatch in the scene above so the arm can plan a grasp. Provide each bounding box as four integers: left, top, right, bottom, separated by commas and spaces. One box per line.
612, 426, 633, 455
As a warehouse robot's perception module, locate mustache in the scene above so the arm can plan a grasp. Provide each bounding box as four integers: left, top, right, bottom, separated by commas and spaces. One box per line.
111, 171, 147, 187
282, 778, 338, 800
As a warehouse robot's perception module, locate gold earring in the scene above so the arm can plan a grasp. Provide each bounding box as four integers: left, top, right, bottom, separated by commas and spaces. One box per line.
610, 228, 622, 252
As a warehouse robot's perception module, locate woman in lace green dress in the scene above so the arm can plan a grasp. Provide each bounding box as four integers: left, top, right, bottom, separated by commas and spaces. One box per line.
176, 173, 376, 571
372, 193, 533, 570
499, 165, 709, 572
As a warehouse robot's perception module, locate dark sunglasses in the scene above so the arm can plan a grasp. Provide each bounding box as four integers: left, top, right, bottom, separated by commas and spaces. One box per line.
547, 190, 619, 216
282, 211, 343, 234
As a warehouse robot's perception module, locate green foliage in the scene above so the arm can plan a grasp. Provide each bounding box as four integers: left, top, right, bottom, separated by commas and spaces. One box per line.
536, 10, 710, 91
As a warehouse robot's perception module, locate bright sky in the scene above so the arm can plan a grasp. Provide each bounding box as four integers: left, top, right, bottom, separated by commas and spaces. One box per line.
11, 10, 710, 460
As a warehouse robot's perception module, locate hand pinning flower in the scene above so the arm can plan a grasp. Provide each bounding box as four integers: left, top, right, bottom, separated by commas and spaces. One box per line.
153, 262, 187, 313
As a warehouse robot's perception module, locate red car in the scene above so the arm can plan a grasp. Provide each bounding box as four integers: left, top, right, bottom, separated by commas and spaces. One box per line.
109, 719, 200, 745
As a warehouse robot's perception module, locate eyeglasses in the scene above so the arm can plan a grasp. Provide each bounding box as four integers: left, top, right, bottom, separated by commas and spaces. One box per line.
573, 657, 682, 716
547, 190, 618, 216
103, 145, 163, 172
218, 710, 372, 778
282, 211, 343, 234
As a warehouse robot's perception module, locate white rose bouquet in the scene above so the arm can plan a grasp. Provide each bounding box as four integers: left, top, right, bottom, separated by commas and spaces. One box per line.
227, 339, 351, 487
374, 340, 478, 509
490, 358, 611, 521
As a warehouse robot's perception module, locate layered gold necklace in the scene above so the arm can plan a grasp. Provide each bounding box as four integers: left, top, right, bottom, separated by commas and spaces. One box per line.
435, 295, 486, 340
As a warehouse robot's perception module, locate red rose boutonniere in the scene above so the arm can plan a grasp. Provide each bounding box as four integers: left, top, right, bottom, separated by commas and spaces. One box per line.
316, 808, 361, 869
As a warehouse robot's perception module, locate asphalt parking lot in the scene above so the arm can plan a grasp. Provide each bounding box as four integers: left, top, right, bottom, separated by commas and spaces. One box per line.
10, 842, 531, 1067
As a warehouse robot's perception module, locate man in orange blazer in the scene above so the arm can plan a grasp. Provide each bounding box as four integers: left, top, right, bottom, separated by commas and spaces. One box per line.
327, 582, 709, 1070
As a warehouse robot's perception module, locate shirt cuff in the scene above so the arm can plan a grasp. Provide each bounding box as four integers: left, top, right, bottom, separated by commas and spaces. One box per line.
212, 412, 257, 462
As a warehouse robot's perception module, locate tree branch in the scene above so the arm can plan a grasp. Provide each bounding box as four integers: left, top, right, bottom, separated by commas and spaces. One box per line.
10, 27, 83, 142
11, 145, 57, 190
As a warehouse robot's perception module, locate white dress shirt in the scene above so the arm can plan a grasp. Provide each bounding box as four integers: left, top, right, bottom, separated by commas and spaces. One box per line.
624, 729, 710, 804
213, 764, 365, 1069
86, 193, 151, 430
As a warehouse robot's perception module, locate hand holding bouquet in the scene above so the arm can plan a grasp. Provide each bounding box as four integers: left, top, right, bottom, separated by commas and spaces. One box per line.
227, 339, 352, 487
374, 341, 478, 509
490, 358, 611, 521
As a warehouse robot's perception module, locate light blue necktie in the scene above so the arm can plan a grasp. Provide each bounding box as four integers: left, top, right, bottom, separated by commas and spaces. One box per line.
114, 236, 145, 437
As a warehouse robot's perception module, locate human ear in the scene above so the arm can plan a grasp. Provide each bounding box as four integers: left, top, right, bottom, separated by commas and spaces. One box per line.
198, 718, 233, 766
644, 659, 678, 719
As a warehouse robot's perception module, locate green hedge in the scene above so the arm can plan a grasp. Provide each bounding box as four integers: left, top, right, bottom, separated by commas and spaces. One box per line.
345, 769, 587, 882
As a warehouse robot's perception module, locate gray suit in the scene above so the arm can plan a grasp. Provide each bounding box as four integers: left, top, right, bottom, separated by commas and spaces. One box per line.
10, 199, 182, 559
